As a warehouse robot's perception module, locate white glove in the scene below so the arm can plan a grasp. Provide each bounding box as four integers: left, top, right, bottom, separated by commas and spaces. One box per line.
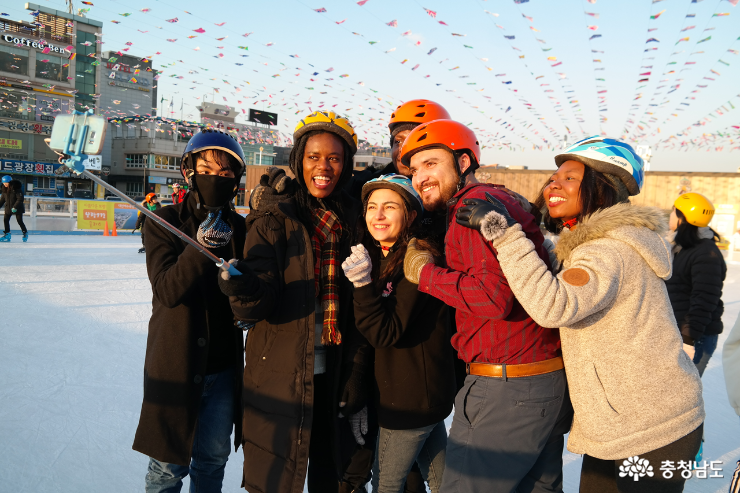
350, 406, 369, 445
341, 244, 373, 288
683, 343, 695, 361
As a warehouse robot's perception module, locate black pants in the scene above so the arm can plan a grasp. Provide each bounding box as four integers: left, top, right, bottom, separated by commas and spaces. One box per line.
580, 424, 703, 493
308, 373, 340, 493
3, 211, 27, 234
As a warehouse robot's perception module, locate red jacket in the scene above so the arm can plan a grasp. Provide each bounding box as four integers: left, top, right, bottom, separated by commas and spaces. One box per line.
171, 189, 186, 205
419, 184, 561, 365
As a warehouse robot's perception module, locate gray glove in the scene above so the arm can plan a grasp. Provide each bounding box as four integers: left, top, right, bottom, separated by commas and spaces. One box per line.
349, 406, 368, 445
249, 167, 292, 211
341, 244, 372, 288
403, 238, 434, 284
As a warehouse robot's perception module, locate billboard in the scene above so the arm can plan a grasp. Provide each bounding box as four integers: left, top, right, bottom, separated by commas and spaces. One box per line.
248, 109, 278, 126
77, 201, 138, 230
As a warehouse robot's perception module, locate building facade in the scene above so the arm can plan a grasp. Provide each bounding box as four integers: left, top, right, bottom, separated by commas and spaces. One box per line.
0, 3, 102, 197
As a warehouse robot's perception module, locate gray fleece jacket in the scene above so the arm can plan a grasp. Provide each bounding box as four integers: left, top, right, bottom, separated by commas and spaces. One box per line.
481, 202, 704, 460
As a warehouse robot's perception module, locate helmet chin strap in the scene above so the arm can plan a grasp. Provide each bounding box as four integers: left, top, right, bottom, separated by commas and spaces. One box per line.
454, 151, 477, 192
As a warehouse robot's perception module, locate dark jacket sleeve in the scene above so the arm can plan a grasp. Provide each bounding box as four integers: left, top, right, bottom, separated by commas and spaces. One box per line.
135, 211, 146, 230
0, 193, 5, 209
352, 275, 434, 348
227, 214, 283, 323
12, 185, 23, 210
682, 242, 725, 343
144, 214, 214, 309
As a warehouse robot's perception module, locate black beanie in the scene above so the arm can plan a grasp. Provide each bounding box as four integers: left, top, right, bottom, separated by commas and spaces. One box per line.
390, 122, 419, 142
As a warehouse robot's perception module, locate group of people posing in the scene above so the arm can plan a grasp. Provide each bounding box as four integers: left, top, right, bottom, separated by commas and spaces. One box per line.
132, 100, 726, 493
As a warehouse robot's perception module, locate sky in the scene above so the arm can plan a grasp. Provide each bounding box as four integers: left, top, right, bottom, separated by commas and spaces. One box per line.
3, 0, 740, 171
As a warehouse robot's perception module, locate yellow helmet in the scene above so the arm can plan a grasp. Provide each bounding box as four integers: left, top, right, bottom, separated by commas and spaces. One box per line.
293, 111, 358, 153
674, 192, 715, 227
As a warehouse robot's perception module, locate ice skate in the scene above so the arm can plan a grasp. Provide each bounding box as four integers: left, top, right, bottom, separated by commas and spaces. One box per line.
22, 232, 28, 242
138, 247, 146, 254
0, 232, 10, 242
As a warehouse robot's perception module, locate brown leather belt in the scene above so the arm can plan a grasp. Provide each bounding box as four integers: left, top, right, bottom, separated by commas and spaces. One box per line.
467, 356, 564, 378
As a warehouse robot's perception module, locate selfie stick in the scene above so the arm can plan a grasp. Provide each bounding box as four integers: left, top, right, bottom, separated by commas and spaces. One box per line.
51, 110, 241, 277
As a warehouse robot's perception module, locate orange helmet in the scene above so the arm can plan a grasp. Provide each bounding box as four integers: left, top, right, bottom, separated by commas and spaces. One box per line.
145, 193, 157, 202
389, 99, 451, 133
400, 119, 481, 170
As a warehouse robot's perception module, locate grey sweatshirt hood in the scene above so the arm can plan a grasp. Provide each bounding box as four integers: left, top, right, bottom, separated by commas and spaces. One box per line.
555, 202, 673, 280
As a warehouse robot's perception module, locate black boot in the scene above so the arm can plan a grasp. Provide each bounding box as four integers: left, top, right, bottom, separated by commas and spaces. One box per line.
138, 247, 146, 253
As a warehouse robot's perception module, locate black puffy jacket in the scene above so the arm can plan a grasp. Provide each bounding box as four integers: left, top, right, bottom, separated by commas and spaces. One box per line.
0, 180, 25, 214
666, 232, 726, 344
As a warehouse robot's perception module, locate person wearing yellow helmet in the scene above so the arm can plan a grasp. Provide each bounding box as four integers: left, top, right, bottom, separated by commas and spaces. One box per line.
667, 193, 726, 377
218, 111, 365, 493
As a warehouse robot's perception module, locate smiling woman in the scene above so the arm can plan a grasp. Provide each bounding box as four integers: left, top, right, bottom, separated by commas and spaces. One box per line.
217, 111, 370, 493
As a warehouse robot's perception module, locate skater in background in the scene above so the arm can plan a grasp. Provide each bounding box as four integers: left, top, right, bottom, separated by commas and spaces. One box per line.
0, 175, 28, 242
132, 129, 247, 493
455, 136, 704, 493
341, 174, 456, 493
666, 193, 726, 377
133, 193, 161, 254
171, 183, 186, 205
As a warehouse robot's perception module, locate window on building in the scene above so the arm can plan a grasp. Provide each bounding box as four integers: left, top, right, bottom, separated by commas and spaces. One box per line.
125, 154, 149, 168
35, 54, 69, 82
150, 154, 180, 171
74, 31, 97, 111
125, 182, 143, 197
37, 176, 53, 189
0, 90, 33, 120
0, 44, 29, 76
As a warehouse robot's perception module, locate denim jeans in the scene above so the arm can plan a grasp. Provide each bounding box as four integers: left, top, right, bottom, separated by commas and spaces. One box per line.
693, 333, 718, 377
441, 369, 572, 493
371, 421, 447, 493
145, 369, 234, 493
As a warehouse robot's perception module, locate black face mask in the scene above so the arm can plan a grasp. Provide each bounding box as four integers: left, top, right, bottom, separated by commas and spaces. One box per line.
194, 174, 236, 209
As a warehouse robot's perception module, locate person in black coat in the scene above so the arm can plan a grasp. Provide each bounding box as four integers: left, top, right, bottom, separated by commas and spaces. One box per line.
133, 193, 162, 253
667, 193, 727, 377
0, 176, 28, 241
341, 174, 456, 493
132, 130, 247, 493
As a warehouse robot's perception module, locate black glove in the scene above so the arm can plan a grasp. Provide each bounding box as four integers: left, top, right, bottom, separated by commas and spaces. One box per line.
338, 364, 369, 417
217, 259, 261, 297
249, 167, 293, 211
456, 192, 518, 231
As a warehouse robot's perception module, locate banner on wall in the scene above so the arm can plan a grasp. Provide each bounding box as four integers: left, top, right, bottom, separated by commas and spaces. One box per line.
77, 200, 138, 230
0, 138, 22, 149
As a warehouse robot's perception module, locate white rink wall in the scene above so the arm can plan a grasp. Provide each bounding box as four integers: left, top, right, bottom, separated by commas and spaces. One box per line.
0, 236, 738, 493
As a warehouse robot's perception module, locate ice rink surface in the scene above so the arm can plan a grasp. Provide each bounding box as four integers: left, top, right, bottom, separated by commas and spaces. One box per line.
0, 236, 738, 493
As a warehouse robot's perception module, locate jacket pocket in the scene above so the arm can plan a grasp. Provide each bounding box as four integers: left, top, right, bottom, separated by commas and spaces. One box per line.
574, 362, 625, 442
245, 325, 278, 387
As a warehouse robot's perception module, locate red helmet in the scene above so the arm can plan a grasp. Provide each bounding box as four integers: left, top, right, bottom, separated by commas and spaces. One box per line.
389, 99, 451, 132
145, 193, 157, 202
400, 119, 481, 169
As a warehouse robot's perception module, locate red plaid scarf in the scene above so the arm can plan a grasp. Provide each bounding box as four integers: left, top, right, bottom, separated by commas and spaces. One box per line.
311, 209, 343, 345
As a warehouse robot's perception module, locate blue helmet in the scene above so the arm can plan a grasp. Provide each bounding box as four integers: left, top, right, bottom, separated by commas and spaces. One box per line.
181, 128, 247, 180
555, 136, 644, 195
361, 174, 424, 220
1, 175, 11, 184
